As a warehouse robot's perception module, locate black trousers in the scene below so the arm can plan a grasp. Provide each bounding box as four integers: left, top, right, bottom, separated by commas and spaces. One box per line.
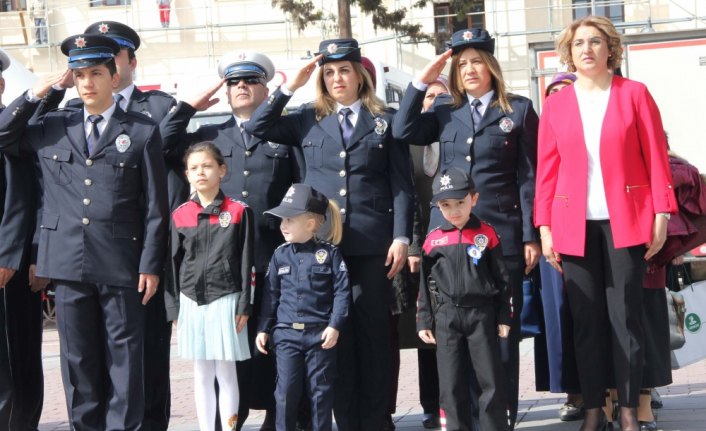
142, 286, 173, 431
498, 255, 524, 429
563, 220, 645, 409
55, 281, 145, 431
0, 289, 13, 429
435, 303, 507, 431
333, 255, 391, 431
417, 348, 440, 415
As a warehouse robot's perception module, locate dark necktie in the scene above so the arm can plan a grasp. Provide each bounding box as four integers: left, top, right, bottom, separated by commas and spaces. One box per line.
114, 93, 124, 110
87, 114, 103, 156
470, 98, 482, 132
240, 126, 251, 148
339, 108, 354, 146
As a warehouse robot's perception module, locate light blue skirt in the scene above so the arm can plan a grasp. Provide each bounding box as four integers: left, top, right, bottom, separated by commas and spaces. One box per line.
177, 292, 251, 361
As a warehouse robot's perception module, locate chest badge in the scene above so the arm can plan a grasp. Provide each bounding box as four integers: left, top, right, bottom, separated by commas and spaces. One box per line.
467, 245, 483, 265
278, 266, 291, 275
115, 134, 131, 153
140, 109, 153, 118
498, 117, 514, 133
315, 249, 328, 264
474, 234, 489, 252
374, 117, 388, 135
268, 142, 279, 149
218, 211, 232, 228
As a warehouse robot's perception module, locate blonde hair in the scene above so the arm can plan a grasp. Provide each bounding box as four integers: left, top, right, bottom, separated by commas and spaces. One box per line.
448, 48, 514, 113
310, 199, 343, 245
314, 61, 386, 120
556, 15, 624, 73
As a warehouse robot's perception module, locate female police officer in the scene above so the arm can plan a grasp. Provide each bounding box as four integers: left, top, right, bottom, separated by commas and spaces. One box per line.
244, 38, 414, 431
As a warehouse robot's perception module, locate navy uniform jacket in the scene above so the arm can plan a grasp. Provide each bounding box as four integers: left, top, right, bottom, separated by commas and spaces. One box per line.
0, 93, 169, 288
244, 89, 414, 256
392, 84, 539, 256
258, 239, 350, 333
0, 148, 35, 272
161, 102, 305, 272
64, 87, 184, 210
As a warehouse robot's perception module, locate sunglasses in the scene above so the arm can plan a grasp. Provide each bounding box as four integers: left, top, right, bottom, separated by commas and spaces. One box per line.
227, 77, 263, 86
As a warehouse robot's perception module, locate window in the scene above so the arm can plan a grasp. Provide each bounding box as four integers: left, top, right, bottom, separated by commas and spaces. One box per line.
90, 0, 131, 7
2, 0, 26, 12
572, 0, 624, 22
433, 1, 485, 54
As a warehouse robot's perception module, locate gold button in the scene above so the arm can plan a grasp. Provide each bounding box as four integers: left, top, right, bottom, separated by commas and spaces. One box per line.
339, 189, 346, 197
339, 151, 346, 158
339, 170, 346, 177
83, 198, 91, 205
465, 155, 472, 162
82, 218, 90, 225
86, 159, 93, 166
242, 191, 249, 197
243, 170, 250, 177
84, 179, 92, 186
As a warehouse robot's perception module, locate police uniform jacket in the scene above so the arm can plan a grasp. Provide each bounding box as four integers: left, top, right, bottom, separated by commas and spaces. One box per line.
161, 102, 305, 272
244, 89, 414, 256
0, 151, 35, 271
0, 93, 169, 288
258, 238, 350, 333
168, 191, 254, 320
393, 84, 539, 256
417, 214, 511, 332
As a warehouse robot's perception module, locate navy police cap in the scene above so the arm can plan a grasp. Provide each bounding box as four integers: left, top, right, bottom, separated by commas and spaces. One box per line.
264, 184, 329, 218
317, 38, 361, 65
450, 28, 495, 55
60, 34, 120, 70
84, 21, 140, 51
432, 167, 476, 204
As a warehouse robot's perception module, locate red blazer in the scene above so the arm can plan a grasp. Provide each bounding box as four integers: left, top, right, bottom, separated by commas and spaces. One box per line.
535, 76, 677, 257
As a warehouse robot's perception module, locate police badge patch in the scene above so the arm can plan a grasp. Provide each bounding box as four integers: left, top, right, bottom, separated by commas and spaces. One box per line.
218, 211, 232, 228
374, 117, 388, 135
499, 117, 514, 133
474, 234, 489, 252
315, 249, 328, 264
115, 134, 131, 153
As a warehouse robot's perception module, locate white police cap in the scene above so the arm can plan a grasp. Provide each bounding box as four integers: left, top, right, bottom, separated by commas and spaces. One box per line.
218, 50, 275, 82
0, 49, 11, 76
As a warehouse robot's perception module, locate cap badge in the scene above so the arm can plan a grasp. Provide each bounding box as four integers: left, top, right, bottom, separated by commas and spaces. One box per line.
327, 43, 338, 54
315, 249, 328, 264
462, 31, 474, 41
219, 211, 232, 228
474, 234, 489, 252
98, 23, 110, 34
374, 117, 388, 135
115, 134, 131, 153
74, 36, 87, 48
499, 117, 514, 133
439, 174, 453, 191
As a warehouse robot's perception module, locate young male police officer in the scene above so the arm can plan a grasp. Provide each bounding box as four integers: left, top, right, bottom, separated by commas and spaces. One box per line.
0, 34, 169, 431
161, 50, 304, 431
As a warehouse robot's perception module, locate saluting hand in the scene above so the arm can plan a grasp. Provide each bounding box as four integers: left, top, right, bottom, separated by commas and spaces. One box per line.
417, 49, 452, 85
32, 69, 72, 99
186, 79, 225, 111
256, 332, 269, 354
138, 273, 159, 305
287, 55, 323, 92
321, 326, 339, 349
386, 241, 409, 279
235, 314, 249, 333
645, 214, 668, 261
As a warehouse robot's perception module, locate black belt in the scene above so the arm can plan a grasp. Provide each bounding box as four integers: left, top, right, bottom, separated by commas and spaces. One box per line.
277, 322, 328, 330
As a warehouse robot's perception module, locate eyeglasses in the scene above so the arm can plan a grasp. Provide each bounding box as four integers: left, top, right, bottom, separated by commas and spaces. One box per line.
227, 77, 263, 86
572, 37, 605, 49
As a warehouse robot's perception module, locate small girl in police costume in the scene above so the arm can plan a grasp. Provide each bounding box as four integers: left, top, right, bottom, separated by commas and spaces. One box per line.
255, 183, 351, 431
169, 141, 254, 431
417, 168, 511, 431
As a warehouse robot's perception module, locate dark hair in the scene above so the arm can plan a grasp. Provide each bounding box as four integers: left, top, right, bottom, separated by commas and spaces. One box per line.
183, 141, 225, 167
105, 59, 118, 76
126, 48, 136, 62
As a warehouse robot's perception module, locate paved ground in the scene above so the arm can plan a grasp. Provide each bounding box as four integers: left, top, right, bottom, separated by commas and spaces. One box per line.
37, 323, 706, 431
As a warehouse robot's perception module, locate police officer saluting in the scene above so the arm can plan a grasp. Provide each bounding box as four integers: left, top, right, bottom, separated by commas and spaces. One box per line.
0, 34, 169, 431
161, 51, 304, 430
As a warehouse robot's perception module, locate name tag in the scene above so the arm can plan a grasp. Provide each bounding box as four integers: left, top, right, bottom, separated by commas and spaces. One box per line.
278, 266, 291, 275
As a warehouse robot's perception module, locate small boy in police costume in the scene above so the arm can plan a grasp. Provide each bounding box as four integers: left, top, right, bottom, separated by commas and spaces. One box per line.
417, 168, 510, 431
256, 184, 351, 431
0, 34, 169, 431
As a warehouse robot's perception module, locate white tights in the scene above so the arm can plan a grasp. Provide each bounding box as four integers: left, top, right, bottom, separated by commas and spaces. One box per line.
193, 359, 240, 431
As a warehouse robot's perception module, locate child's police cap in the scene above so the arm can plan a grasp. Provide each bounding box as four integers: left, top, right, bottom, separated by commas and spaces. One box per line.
60, 34, 120, 70
264, 184, 328, 218
84, 21, 140, 50
432, 167, 475, 204
218, 50, 275, 83
450, 28, 495, 55
0, 49, 10, 76
317, 38, 361, 65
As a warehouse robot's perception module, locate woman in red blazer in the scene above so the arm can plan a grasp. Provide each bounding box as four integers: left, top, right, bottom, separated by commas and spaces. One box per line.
534, 16, 677, 431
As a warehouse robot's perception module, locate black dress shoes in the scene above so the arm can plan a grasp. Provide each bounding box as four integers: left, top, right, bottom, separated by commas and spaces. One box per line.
421, 413, 441, 429
559, 402, 585, 421
640, 420, 658, 431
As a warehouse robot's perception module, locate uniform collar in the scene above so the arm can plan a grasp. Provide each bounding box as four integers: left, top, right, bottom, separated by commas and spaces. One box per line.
192, 190, 226, 214
115, 83, 135, 105
83, 102, 117, 124
335, 99, 362, 116
292, 238, 319, 253
439, 213, 481, 231
465, 89, 494, 109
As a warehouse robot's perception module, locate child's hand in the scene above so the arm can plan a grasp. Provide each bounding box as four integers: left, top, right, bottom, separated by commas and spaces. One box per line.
418, 330, 436, 344
321, 327, 339, 349
235, 314, 249, 333
256, 332, 269, 355
498, 324, 510, 338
